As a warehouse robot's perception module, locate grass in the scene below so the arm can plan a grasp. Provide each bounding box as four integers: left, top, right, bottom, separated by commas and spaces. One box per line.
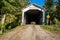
41, 25, 60, 31
0, 25, 21, 36
41, 25, 60, 36
0, 25, 27, 36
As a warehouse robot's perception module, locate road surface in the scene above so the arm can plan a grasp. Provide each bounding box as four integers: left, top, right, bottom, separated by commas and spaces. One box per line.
0, 25, 60, 40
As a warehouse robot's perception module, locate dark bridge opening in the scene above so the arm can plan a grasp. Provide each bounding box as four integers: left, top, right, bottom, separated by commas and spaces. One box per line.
25, 10, 43, 24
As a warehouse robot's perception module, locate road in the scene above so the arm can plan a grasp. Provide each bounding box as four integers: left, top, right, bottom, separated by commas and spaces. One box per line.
0, 25, 60, 40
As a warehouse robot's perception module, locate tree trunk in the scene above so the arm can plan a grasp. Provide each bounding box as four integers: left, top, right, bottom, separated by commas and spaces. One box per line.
1, 14, 6, 24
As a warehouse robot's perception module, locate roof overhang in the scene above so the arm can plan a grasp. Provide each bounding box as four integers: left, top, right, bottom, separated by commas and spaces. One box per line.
22, 4, 44, 12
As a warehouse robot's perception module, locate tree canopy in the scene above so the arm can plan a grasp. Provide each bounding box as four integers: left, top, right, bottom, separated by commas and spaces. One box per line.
0, 0, 29, 31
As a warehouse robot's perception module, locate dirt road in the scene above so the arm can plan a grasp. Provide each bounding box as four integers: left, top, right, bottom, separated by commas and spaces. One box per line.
0, 25, 60, 40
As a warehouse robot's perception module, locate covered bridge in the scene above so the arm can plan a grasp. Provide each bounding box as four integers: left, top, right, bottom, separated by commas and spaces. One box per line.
22, 4, 45, 25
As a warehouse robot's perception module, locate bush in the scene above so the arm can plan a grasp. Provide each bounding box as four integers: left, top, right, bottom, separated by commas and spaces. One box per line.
0, 23, 5, 34
31, 22, 36, 25
54, 18, 60, 27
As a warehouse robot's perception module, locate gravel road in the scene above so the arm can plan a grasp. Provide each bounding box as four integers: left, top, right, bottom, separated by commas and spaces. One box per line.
0, 25, 60, 40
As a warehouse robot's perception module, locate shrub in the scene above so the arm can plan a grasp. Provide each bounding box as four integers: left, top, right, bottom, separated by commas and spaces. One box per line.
31, 22, 36, 25
54, 18, 60, 27
0, 23, 5, 34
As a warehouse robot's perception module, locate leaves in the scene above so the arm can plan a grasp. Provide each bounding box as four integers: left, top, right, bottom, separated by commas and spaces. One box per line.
0, 0, 29, 33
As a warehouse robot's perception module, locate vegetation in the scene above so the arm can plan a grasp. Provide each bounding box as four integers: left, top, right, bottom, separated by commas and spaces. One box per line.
0, 0, 60, 34
44, 0, 55, 24
54, 18, 60, 27
43, 0, 60, 31
0, 22, 5, 34
44, 0, 60, 25
55, 0, 60, 21
0, 0, 29, 34
31, 22, 36, 25
41, 25, 60, 31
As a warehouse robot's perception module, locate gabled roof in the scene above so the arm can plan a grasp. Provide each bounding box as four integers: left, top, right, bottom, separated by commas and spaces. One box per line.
32, 4, 43, 9
22, 3, 44, 10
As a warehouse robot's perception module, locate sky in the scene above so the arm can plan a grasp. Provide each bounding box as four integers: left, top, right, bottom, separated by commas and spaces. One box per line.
30, 0, 45, 6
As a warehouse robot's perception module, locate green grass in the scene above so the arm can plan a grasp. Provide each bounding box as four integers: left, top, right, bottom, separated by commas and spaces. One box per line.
41, 25, 60, 31
0, 25, 27, 36
0, 25, 21, 36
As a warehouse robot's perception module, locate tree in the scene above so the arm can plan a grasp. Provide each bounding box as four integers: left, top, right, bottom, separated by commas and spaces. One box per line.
56, 0, 60, 21
44, 0, 54, 24
0, 0, 30, 33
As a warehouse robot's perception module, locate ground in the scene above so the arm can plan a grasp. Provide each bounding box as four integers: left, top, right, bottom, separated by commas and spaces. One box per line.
0, 25, 60, 40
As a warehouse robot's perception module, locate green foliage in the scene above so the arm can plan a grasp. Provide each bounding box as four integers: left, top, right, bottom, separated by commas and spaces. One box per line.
55, 0, 60, 21
0, 22, 5, 30
0, 0, 29, 15
42, 25, 60, 31
54, 18, 60, 27
0, 23, 2, 29
5, 14, 16, 25
45, 0, 54, 24
45, 0, 60, 22
8, 26, 11, 30
0, 0, 29, 33
0, 22, 5, 34
45, 0, 53, 9
31, 22, 36, 25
